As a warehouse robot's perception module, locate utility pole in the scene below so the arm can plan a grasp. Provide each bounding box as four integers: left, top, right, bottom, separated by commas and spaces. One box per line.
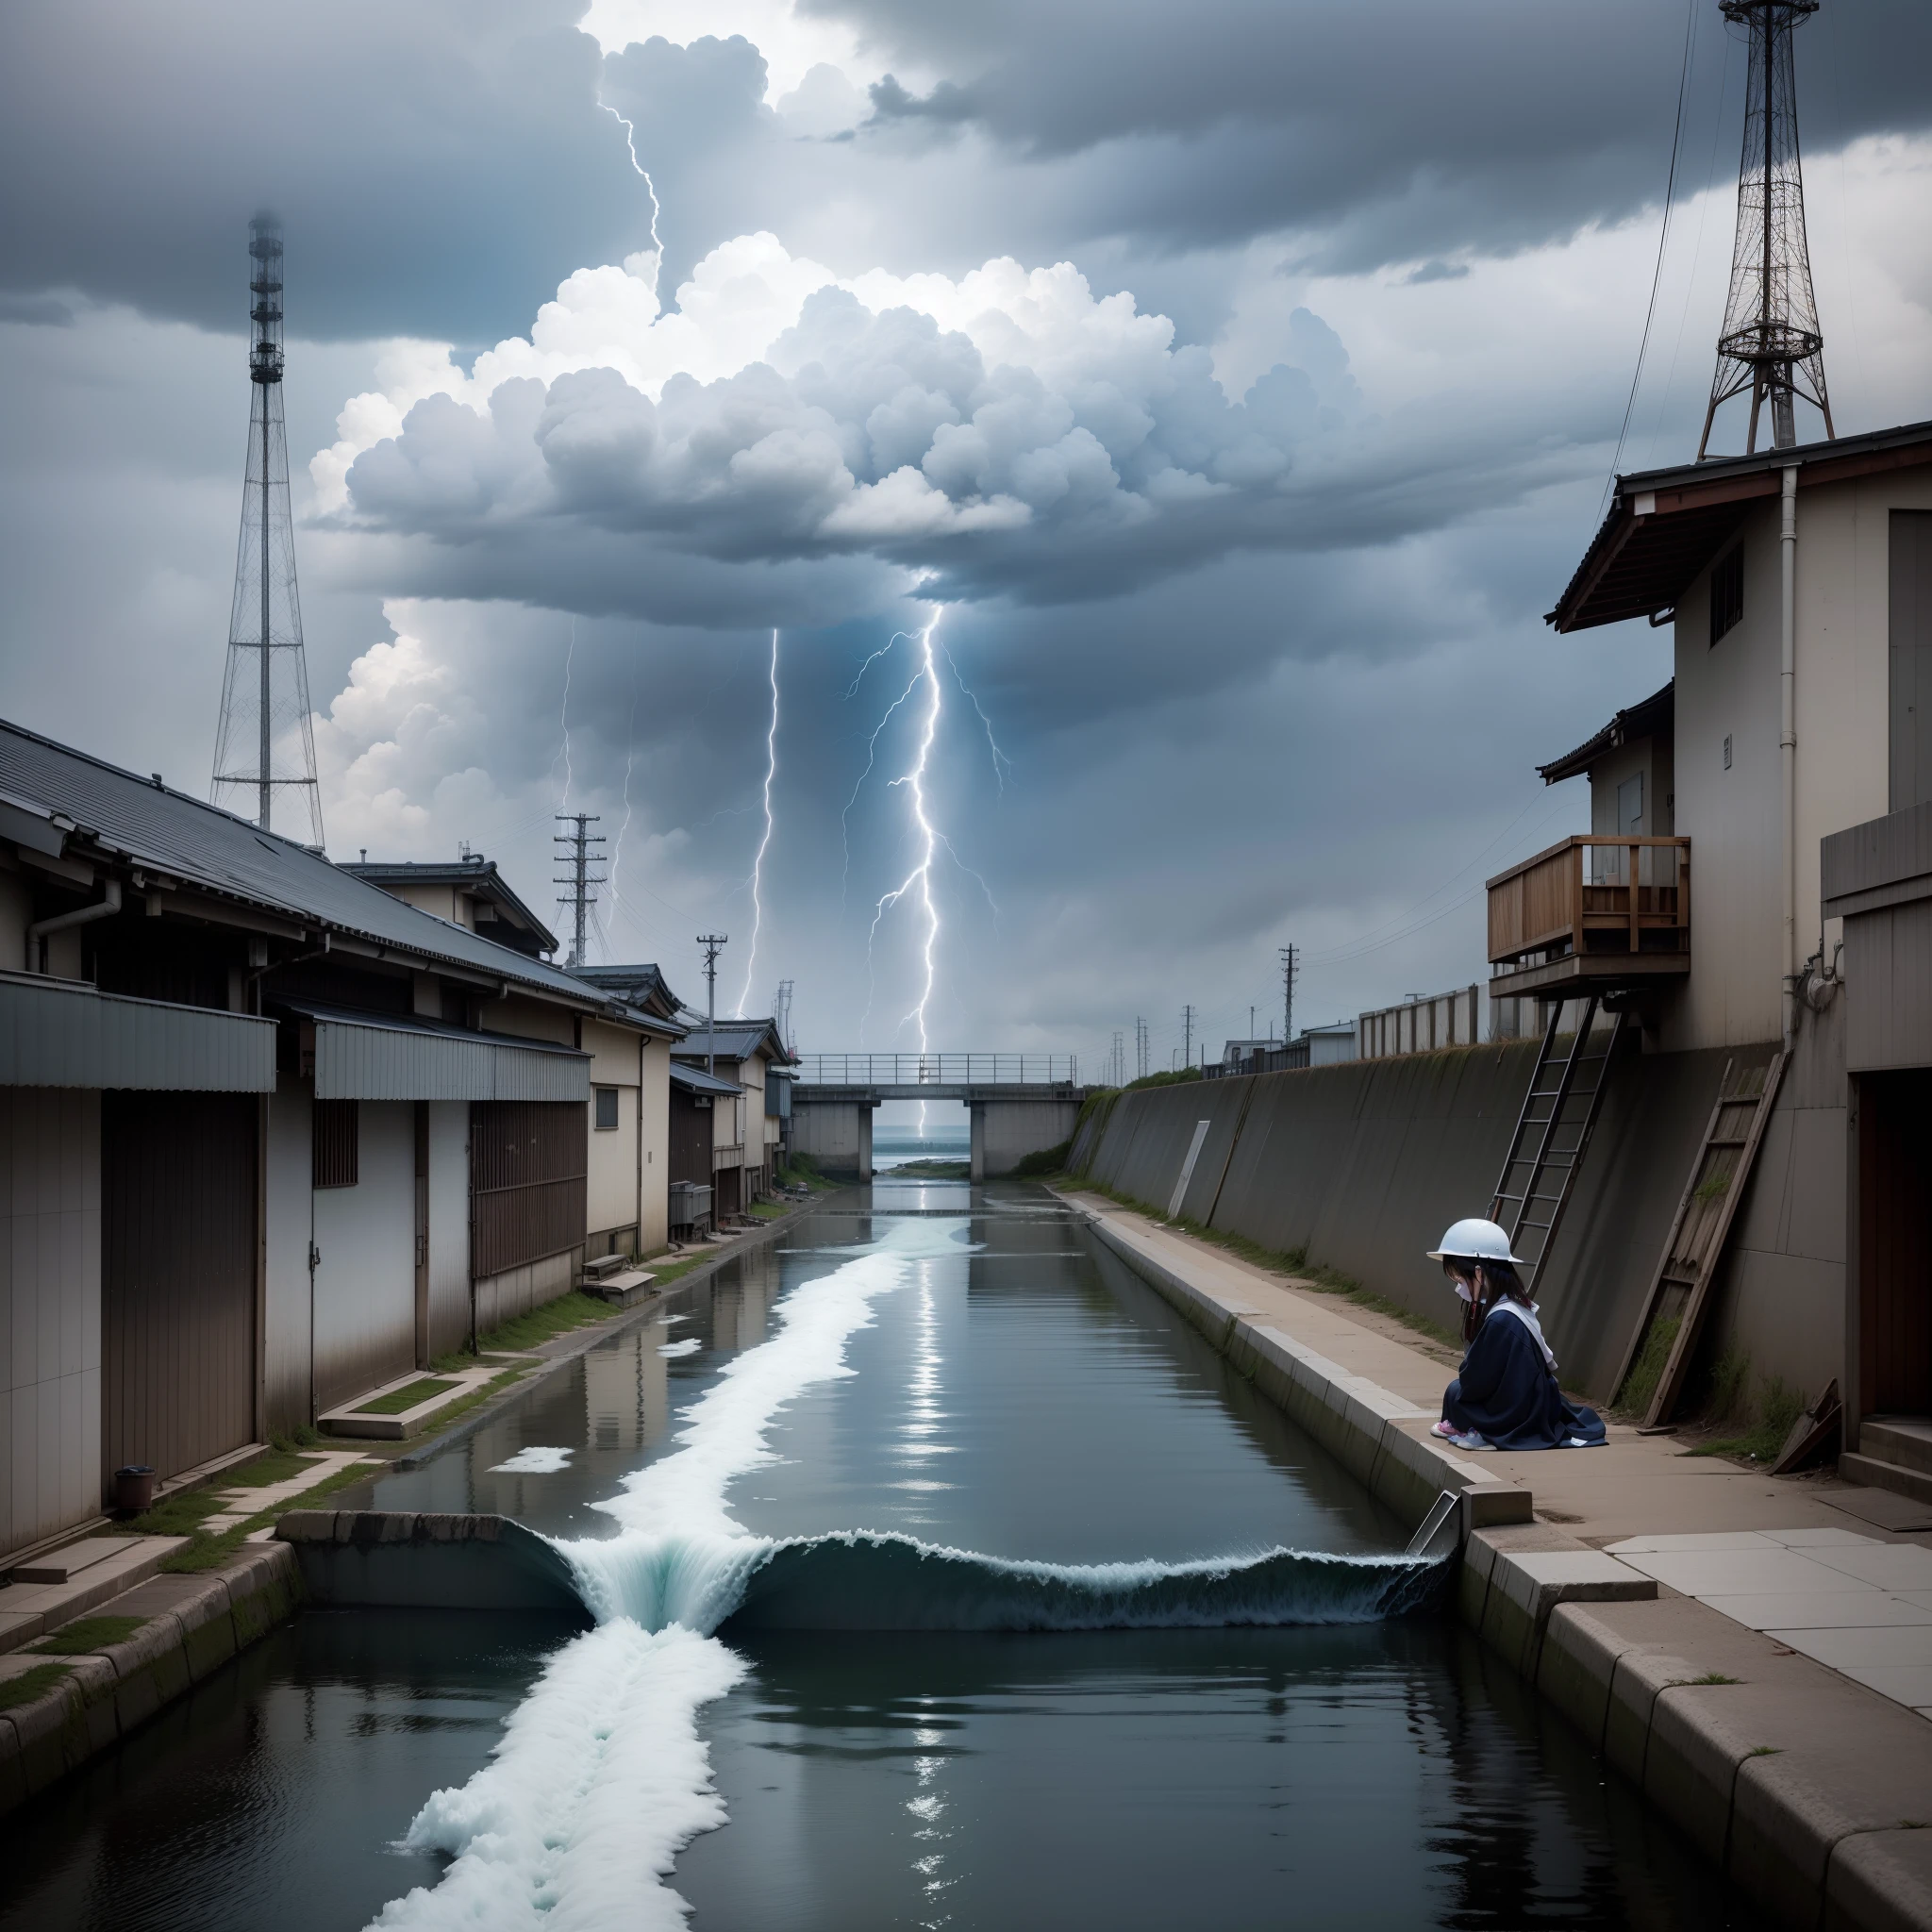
1279, 945, 1299, 1046
553, 814, 606, 968
211, 213, 324, 843
1135, 1016, 1149, 1081
1109, 1029, 1124, 1087
1182, 1005, 1195, 1067
696, 934, 728, 1076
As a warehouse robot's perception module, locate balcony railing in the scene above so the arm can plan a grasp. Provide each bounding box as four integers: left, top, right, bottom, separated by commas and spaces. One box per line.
1488, 836, 1690, 986
793, 1054, 1078, 1087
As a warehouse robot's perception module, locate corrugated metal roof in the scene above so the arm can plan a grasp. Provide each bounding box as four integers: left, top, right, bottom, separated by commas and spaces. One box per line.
0, 971, 275, 1091
0, 718, 628, 1010
673, 1018, 787, 1064
669, 1061, 743, 1098
282, 999, 591, 1104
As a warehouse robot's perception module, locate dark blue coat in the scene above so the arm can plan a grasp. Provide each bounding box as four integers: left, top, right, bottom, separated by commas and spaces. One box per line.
1441, 1305, 1607, 1450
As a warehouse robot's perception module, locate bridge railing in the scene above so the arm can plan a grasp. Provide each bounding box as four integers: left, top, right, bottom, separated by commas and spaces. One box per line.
792, 1054, 1079, 1087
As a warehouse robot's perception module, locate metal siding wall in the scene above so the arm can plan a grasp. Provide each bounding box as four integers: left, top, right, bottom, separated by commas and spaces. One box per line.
313, 1021, 589, 1102
1845, 901, 1932, 1073
0, 1088, 101, 1557
1890, 511, 1932, 813
425, 1101, 471, 1359
262, 1075, 313, 1435
310, 1099, 416, 1410
0, 980, 275, 1091
470, 1100, 588, 1278
102, 1091, 255, 1484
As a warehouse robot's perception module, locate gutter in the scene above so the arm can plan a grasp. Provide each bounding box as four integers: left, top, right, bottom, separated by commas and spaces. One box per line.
25, 876, 121, 971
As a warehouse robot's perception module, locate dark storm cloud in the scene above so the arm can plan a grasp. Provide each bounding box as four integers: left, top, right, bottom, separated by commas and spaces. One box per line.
838, 0, 1932, 260
0, 0, 653, 342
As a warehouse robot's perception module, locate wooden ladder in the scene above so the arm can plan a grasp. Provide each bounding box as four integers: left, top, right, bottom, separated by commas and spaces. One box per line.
1489, 997, 1628, 1296
1609, 1050, 1788, 1426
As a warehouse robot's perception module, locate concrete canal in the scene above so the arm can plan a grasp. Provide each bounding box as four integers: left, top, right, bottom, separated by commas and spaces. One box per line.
0, 1179, 1739, 1929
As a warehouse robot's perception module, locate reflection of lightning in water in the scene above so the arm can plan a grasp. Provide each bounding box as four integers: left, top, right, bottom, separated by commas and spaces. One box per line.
867, 614, 944, 1123
738, 630, 779, 1014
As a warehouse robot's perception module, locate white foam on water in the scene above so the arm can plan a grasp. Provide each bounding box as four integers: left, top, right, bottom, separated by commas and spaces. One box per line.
488, 1446, 574, 1474
658, 1337, 703, 1357
365, 1218, 939, 1930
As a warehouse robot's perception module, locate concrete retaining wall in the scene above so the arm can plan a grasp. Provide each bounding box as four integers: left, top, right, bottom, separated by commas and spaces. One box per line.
1084, 1206, 1932, 1931
275, 1509, 588, 1614
1077, 1035, 1826, 1404
0, 1541, 304, 1815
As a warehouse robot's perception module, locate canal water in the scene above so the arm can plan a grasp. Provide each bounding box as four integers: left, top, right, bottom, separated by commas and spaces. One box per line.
0, 1180, 1738, 1930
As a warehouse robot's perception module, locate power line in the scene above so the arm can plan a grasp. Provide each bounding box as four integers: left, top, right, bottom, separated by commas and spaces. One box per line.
1602, 0, 1699, 516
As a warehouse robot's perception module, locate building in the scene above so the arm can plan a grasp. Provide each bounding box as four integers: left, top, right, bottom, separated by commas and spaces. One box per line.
672, 1019, 792, 1215
1525, 417, 1932, 1481
342, 853, 557, 958
564, 963, 689, 1256
0, 718, 668, 1558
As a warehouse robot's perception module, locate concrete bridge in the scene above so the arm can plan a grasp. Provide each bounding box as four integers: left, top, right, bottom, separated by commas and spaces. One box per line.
788, 1054, 1083, 1181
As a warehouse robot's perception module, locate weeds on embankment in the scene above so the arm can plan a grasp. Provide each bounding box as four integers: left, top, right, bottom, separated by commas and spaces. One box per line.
1053, 1176, 1461, 1352
1681, 1351, 1807, 1464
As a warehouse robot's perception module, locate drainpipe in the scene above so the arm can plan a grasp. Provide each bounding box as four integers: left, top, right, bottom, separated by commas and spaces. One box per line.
1780, 465, 1799, 1054
26, 876, 122, 971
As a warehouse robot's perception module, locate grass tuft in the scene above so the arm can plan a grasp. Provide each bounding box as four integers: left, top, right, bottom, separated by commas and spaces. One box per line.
1071, 1178, 1460, 1350
1684, 1355, 1807, 1464
1616, 1314, 1680, 1418
1014, 1141, 1072, 1177
476, 1291, 613, 1355
0, 1663, 73, 1710
222, 1449, 325, 1487
29, 1615, 148, 1656
348, 1377, 458, 1417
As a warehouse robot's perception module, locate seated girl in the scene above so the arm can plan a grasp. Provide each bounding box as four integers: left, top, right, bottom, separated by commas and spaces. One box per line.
1425, 1219, 1607, 1451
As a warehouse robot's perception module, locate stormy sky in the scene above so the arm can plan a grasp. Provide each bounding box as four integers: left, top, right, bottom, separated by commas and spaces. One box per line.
4, 0, 1932, 1071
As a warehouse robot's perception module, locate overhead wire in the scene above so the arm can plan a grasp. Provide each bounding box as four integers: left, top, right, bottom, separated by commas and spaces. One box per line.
1600, 0, 1699, 520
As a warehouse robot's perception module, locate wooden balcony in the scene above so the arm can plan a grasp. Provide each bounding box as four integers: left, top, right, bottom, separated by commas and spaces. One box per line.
1488, 836, 1690, 999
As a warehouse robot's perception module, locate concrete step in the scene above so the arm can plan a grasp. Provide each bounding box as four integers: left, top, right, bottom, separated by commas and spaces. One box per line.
1840, 1450, 1932, 1507
1861, 1415, 1932, 1478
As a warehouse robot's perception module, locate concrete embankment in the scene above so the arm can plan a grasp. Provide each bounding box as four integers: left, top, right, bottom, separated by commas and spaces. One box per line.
275, 1509, 587, 1613
1069, 1028, 1842, 1405
0, 1542, 302, 1815
1070, 1189, 1932, 1932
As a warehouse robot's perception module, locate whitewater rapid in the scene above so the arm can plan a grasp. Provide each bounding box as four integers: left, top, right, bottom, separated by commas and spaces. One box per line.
367, 1215, 1441, 1930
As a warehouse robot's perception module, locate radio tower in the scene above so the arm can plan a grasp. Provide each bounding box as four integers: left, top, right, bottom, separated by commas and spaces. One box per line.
1697, 1, 1835, 458
211, 214, 324, 842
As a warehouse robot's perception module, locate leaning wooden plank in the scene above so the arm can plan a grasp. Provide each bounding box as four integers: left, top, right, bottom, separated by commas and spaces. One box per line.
1644, 1049, 1788, 1428
1607, 1058, 1733, 1405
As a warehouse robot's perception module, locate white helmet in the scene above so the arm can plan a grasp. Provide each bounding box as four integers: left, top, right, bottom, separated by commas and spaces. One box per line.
1427, 1217, 1524, 1265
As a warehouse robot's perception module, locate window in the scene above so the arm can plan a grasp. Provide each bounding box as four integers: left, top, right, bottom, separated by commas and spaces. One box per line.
313, 1099, 358, 1189
1710, 544, 1743, 645
593, 1086, 621, 1131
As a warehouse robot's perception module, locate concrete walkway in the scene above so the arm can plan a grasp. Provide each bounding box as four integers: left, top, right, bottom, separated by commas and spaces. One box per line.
1061, 1187, 1932, 1927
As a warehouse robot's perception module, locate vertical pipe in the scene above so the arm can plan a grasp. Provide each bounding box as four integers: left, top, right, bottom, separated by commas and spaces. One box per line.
1781, 463, 1799, 1052
258, 391, 272, 828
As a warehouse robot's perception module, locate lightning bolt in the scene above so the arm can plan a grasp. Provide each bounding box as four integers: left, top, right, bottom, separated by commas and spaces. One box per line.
937, 639, 1012, 794
867, 612, 945, 1122
842, 636, 924, 906
608, 685, 640, 948
596, 88, 664, 292
738, 629, 779, 1014
555, 615, 576, 809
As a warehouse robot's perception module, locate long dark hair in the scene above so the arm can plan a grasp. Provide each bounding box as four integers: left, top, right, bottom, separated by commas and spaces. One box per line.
1450, 1257, 1532, 1341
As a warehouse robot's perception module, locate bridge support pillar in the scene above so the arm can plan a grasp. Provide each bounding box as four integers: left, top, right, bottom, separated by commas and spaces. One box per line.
789, 1093, 876, 1181
970, 1095, 1082, 1182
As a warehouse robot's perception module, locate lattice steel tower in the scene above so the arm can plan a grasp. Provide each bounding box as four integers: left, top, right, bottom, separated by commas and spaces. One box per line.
1698, 1, 1835, 458
211, 213, 325, 842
